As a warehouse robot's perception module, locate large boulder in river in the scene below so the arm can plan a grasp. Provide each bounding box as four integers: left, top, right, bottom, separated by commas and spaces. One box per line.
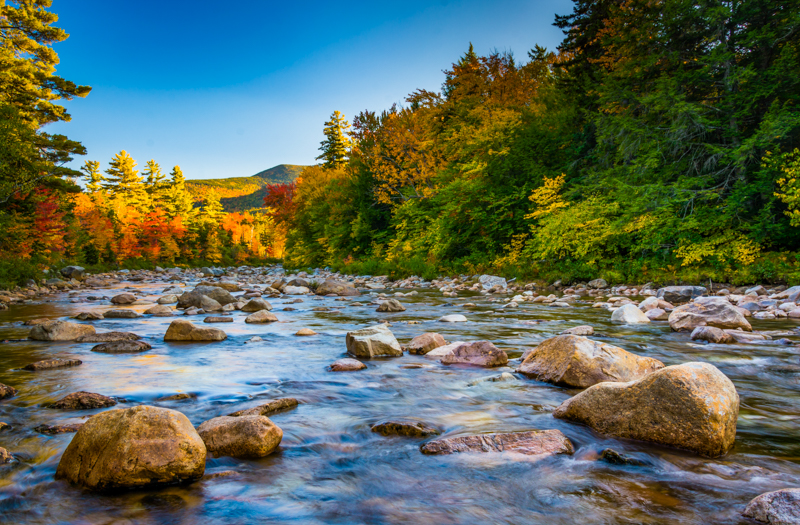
610, 304, 651, 324
29, 320, 95, 341
55, 406, 206, 491
742, 488, 800, 525
92, 341, 151, 354
157, 294, 179, 304
656, 285, 706, 304
421, 429, 573, 458
406, 333, 446, 355
315, 279, 360, 296
48, 391, 117, 410
690, 326, 735, 344
110, 293, 136, 305
241, 298, 272, 312
164, 320, 227, 342
0, 383, 18, 400
517, 335, 664, 388
145, 304, 174, 316
77, 331, 140, 343
346, 324, 402, 357
177, 286, 236, 308
669, 299, 752, 332
103, 309, 142, 319
199, 281, 242, 292
553, 362, 739, 457
244, 310, 278, 323
441, 341, 508, 367
197, 415, 282, 459
376, 299, 406, 312
59, 266, 85, 281
479, 274, 507, 290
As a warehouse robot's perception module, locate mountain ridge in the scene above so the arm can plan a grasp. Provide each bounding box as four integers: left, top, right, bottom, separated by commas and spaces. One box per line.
185, 164, 305, 213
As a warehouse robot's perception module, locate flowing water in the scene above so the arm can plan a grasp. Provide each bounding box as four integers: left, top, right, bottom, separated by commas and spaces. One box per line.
0, 278, 799, 524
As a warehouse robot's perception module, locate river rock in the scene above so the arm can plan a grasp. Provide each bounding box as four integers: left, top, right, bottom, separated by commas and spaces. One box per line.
29, 320, 95, 341
562, 325, 594, 336
204, 316, 233, 323
0, 447, 12, 463
244, 310, 278, 323
426, 341, 464, 358
315, 279, 360, 296
0, 383, 18, 400
200, 295, 222, 312
690, 326, 735, 344
421, 429, 573, 457
517, 335, 664, 388
158, 294, 179, 304
372, 420, 440, 437
178, 286, 235, 308
669, 301, 752, 332
376, 299, 406, 312
329, 358, 367, 371
23, 358, 82, 371
74, 312, 104, 321
406, 332, 446, 355
296, 328, 317, 336
283, 285, 310, 295
742, 488, 800, 525
227, 398, 299, 417
241, 298, 272, 312
77, 331, 140, 343
588, 278, 608, 289
553, 362, 739, 457
724, 330, 771, 344
103, 309, 142, 319
656, 286, 707, 304
610, 304, 651, 324
92, 341, 152, 353
110, 293, 136, 305
60, 266, 85, 280
479, 275, 507, 290
48, 391, 117, 410
197, 415, 282, 459
645, 308, 669, 321
745, 285, 767, 296
199, 281, 242, 292
35, 423, 83, 435
345, 324, 403, 357
145, 304, 174, 316
164, 320, 227, 341
439, 314, 467, 323
441, 341, 508, 367
55, 406, 206, 491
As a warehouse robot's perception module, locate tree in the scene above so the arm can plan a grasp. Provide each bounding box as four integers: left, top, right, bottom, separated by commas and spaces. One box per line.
80, 160, 104, 194
200, 190, 224, 225
142, 159, 168, 204
104, 150, 146, 209
165, 165, 195, 220
316, 110, 352, 169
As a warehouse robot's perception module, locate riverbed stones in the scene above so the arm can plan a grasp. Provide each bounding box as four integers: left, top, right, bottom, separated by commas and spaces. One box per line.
406, 332, 446, 355
91, 341, 152, 353
421, 429, 574, 458
200, 295, 222, 312
60, 266, 85, 280
517, 335, 664, 388
372, 420, 440, 437
204, 316, 233, 323
283, 285, 310, 295
48, 391, 117, 410
244, 310, 278, 323
103, 309, 142, 319
690, 326, 735, 344
178, 286, 236, 309
158, 294, 179, 304
345, 324, 403, 357
588, 278, 608, 289
77, 331, 140, 343
376, 299, 406, 312
562, 325, 594, 336
0, 383, 18, 400
553, 362, 739, 457
645, 308, 669, 321
110, 293, 136, 305
74, 311, 104, 321
296, 328, 317, 336
656, 286, 707, 304
610, 304, 651, 324
164, 320, 227, 341
241, 298, 272, 312
23, 358, 82, 371
145, 304, 174, 316
0, 448, 12, 463
329, 358, 367, 371
197, 415, 282, 459
742, 488, 800, 525
55, 406, 206, 491
28, 320, 95, 341
227, 398, 299, 417
316, 279, 360, 296
479, 275, 507, 290
199, 281, 242, 292
35, 423, 83, 435
440, 341, 508, 367
439, 314, 467, 323
669, 300, 752, 332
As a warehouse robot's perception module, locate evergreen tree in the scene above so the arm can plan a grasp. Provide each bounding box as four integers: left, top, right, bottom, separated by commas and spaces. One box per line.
80, 160, 104, 194
316, 110, 352, 169
165, 165, 195, 220
142, 159, 168, 205
103, 150, 146, 208
201, 190, 224, 224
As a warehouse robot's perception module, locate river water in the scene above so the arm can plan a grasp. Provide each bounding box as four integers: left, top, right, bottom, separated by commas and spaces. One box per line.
0, 277, 798, 524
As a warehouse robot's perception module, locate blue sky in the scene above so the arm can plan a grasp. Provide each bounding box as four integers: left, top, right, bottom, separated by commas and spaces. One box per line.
48, 0, 574, 180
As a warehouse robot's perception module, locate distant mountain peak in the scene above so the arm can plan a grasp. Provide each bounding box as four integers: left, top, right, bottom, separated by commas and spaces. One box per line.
251, 164, 306, 180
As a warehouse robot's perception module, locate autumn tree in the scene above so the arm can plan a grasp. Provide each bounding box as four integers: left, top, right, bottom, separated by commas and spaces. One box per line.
104, 150, 147, 209
80, 160, 104, 195
165, 165, 195, 219
142, 159, 168, 204
316, 110, 352, 169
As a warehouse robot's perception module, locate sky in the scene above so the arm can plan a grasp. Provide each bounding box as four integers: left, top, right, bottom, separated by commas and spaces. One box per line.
47, 0, 574, 180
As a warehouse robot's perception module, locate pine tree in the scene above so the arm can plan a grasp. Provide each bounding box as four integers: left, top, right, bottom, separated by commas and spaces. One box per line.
165, 165, 196, 220
201, 190, 224, 225
80, 160, 104, 195
103, 150, 146, 209
142, 159, 168, 204
316, 110, 352, 169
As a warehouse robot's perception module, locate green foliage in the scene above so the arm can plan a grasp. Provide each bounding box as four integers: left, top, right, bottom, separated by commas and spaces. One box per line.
316, 111, 352, 169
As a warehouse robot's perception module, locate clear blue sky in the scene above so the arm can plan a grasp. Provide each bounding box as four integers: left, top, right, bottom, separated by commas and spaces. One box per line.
47, 0, 574, 180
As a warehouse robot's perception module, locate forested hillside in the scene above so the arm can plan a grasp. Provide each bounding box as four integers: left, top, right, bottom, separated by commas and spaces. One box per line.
185, 164, 305, 212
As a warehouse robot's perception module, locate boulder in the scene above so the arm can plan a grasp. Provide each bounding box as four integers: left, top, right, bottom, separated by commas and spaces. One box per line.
406, 333, 446, 355
669, 301, 752, 332
103, 309, 142, 319
199, 281, 241, 292
724, 330, 771, 344
55, 406, 206, 490
29, 320, 95, 341
376, 299, 406, 312
561, 325, 594, 336
0, 447, 12, 463
315, 279, 360, 296
610, 304, 651, 324
227, 398, 299, 417
77, 331, 140, 343
371, 420, 440, 437
296, 328, 317, 336
283, 285, 310, 295
204, 316, 233, 323
517, 335, 664, 388
329, 358, 367, 371
177, 286, 236, 308
145, 304, 174, 316
91, 341, 152, 353
163, 320, 227, 342
241, 298, 272, 312
197, 415, 282, 459
421, 429, 573, 457
74, 312, 104, 321
553, 362, 739, 457
23, 358, 82, 371
745, 285, 767, 296
656, 285, 707, 304
34, 423, 83, 435
426, 341, 464, 358
690, 326, 735, 344
345, 324, 403, 357
48, 391, 117, 410
439, 314, 467, 323
110, 293, 136, 305
244, 310, 278, 323
645, 308, 669, 321
441, 341, 508, 367
200, 295, 222, 312
742, 488, 800, 525
158, 294, 179, 304
587, 278, 608, 289
479, 275, 507, 290
0, 383, 18, 400
59, 266, 85, 280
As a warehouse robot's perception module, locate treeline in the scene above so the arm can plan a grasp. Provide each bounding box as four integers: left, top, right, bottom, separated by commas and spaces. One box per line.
271, 1, 800, 284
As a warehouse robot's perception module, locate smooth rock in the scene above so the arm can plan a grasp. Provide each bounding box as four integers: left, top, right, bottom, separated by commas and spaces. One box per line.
645, 308, 669, 321
23, 358, 82, 371
0, 447, 12, 463
35, 423, 83, 435
376, 299, 406, 312
669, 301, 752, 332
656, 286, 707, 304
406, 332, 446, 355
426, 341, 464, 357
611, 304, 651, 324
241, 298, 272, 312
439, 314, 467, 323
588, 278, 608, 289
296, 328, 317, 336
346, 324, 403, 357
145, 304, 174, 316
48, 391, 117, 410
479, 275, 507, 290
244, 310, 278, 323
92, 341, 152, 353
315, 280, 360, 296
561, 325, 594, 336
421, 429, 573, 457
691, 326, 735, 344
157, 294, 179, 304
164, 320, 227, 341
227, 398, 299, 417
0, 383, 18, 400
743, 488, 800, 525
29, 320, 95, 341
329, 358, 367, 371
110, 293, 136, 305
77, 331, 140, 343
60, 266, 85, 280
283, 285, 310, 295
197, 415, 282, 459
103, 309, 142, 319
74, 312, 104, 321
372, 420, 440, 437
203, 316, 233, 323
441, 341, 508, 367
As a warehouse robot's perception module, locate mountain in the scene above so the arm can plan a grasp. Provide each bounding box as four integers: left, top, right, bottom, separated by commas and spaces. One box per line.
185, 164, 305, 213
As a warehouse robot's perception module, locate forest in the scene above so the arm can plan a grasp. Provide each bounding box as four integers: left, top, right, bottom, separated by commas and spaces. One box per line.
2, 0, 800, 287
